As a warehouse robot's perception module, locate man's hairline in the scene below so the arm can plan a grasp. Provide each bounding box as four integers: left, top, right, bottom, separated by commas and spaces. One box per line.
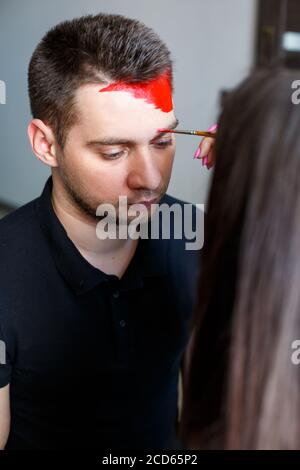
60, 72, 176, 147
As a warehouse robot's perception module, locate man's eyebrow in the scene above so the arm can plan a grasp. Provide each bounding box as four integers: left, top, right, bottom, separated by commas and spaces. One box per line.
86, 117, 179, 147
150, 117, 179, 141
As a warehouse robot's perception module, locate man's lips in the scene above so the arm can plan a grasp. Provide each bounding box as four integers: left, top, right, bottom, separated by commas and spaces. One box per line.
130, 196, 160, 206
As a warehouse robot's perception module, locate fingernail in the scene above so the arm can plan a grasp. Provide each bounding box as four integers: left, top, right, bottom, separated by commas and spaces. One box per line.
199, 143, 209, 159
193, 147, 201, 159
208, 124, 218, 132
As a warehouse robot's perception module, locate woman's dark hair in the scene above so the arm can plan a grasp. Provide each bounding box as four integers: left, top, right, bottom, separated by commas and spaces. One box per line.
181, 67, 300, 450
28, 13, 173, 147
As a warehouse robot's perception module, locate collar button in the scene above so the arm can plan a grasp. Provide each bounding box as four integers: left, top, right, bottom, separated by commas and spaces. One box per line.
113, 289, 120, 299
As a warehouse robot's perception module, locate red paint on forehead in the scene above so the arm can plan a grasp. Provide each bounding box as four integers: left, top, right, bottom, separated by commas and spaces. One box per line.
99, 71, 173, 113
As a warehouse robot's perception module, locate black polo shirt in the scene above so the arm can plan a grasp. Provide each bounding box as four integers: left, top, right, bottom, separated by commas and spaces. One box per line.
0, 176, 201, 450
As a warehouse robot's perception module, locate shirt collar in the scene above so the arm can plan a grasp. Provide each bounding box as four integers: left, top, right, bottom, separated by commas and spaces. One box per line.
34, 176, 167, 295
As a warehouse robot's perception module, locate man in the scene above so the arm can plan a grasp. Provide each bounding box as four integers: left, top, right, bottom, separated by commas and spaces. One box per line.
0, 13, 201, 449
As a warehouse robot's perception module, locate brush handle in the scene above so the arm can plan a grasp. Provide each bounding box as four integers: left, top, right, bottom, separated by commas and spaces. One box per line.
194, 131, 216, 138
162, 129, 216, 138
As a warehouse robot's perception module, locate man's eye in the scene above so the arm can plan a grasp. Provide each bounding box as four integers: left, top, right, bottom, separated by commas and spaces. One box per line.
102, 150, 126, 159
155, 140, 173, 148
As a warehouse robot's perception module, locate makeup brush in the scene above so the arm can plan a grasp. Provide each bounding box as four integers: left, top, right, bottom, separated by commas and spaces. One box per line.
158, 129, 216, 138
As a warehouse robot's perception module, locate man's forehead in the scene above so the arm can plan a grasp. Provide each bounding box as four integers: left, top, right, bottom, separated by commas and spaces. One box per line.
98, 71, 173, 113
76, 71, 173, 114
75, 83, 176, 140
85, 116, 179, 147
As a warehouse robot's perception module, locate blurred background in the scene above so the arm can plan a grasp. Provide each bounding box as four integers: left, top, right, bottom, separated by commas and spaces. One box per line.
0, 0, 299, 217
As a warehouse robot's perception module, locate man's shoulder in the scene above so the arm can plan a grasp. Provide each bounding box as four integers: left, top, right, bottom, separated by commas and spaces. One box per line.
158, 192, 203, 268
159, 193, 204, 248
160, 193, 199, 208
0, 198, 38, 237
159, 193, 205, 225
0, 197, 41, 262
157, 194, 203, 314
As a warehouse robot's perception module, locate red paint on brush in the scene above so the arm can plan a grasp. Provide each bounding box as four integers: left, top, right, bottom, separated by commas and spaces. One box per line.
99, 71, 173, 113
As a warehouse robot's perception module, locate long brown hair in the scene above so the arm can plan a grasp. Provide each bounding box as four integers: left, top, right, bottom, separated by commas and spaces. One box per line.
181, 67, 300, 450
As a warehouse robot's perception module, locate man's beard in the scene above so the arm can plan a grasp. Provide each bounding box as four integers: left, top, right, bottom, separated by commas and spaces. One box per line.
59, 170, 100, 221
58, 168, 165, 226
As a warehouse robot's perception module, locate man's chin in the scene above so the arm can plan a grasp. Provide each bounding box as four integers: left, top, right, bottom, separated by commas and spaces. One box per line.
117, 208, 152, 226
94, 194, 164, 226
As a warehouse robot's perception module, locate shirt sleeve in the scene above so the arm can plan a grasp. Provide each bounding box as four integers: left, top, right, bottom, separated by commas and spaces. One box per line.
0, 318, 11, 388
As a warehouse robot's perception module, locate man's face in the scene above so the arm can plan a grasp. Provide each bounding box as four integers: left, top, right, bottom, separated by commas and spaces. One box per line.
56, 82, 178, 221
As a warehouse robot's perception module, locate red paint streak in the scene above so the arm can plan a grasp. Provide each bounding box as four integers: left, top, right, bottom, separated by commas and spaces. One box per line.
99, 71, 173, 113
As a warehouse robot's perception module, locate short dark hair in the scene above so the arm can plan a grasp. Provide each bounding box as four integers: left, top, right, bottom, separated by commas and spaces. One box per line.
28, 13, 173, 147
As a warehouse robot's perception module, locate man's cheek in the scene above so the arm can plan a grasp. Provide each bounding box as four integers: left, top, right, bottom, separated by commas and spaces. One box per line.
166, 149, 175, 170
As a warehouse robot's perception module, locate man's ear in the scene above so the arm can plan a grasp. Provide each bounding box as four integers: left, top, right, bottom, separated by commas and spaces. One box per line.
27, 119, 59, 168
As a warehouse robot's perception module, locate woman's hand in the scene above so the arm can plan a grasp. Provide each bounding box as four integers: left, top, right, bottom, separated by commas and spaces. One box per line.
193, 124, 217, 169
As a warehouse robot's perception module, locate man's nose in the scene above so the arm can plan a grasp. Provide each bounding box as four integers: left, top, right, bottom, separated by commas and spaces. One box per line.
127, 147, 161, 192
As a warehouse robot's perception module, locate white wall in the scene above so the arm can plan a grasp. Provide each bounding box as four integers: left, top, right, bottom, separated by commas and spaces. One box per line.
0, 0, 257, 207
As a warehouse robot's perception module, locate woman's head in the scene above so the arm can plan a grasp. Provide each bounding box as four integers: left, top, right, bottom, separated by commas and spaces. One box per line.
182, 67, 300, 449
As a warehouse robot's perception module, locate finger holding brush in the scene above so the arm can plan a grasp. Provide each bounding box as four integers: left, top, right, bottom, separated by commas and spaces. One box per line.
158, 124, 217, 169
194, 124, 217, 169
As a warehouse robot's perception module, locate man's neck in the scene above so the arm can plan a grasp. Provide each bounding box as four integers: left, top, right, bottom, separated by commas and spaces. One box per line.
50, 178, 138, 278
